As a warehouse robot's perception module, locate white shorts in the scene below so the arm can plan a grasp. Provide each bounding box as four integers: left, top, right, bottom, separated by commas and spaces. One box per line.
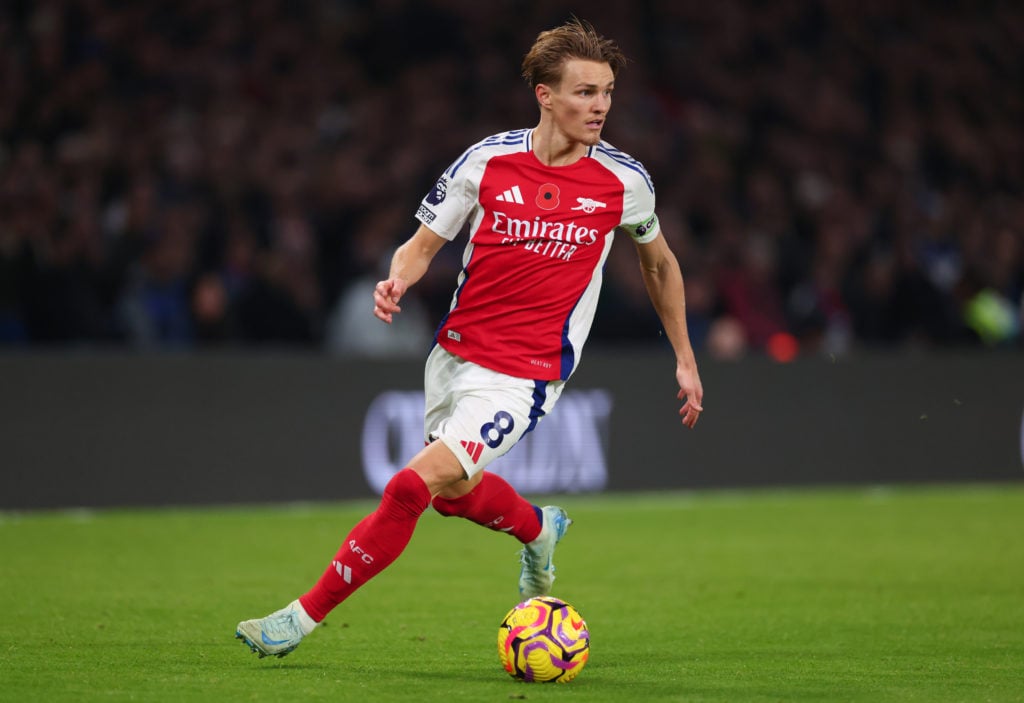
423, 345, 565, 478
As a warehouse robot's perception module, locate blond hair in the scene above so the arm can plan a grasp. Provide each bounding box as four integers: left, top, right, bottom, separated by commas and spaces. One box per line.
521, 18, 627, 88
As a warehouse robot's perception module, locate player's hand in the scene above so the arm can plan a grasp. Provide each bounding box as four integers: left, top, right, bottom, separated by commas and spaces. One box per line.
373, 278, 407, 324
676, 364, 703, 429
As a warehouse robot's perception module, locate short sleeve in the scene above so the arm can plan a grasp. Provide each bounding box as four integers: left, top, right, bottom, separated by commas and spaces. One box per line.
414, 153, 482, 241
617, 169, 660, 244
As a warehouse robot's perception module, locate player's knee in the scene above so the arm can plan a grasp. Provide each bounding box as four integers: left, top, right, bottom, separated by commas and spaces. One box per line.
431, 471, 484, 516
432, 494, 461, 517
380, 467, 432, 518
406, 441, 469, 494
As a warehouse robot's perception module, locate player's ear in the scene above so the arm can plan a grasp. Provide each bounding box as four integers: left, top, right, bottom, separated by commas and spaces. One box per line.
535, 83, 553, 109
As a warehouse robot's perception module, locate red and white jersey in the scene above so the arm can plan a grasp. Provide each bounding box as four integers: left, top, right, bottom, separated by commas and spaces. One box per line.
415, 128, 661, 381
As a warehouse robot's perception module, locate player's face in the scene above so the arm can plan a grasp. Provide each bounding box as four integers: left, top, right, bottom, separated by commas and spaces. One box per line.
547, 59, 614, 146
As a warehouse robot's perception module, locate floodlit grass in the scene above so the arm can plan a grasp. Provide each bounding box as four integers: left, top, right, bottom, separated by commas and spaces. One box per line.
1, 484, 1023, 702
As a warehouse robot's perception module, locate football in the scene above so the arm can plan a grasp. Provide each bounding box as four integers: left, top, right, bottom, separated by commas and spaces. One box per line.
497, 596, 590, 683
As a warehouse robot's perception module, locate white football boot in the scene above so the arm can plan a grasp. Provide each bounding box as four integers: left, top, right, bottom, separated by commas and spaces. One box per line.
236, 600, 316, 658
518, 505, 572, 599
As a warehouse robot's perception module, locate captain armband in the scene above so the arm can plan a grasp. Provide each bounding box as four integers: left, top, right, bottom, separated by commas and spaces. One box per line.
621, 213, 660, 243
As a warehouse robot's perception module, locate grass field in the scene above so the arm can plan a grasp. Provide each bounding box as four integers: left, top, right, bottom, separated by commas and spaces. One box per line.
2, 484, 1023, 702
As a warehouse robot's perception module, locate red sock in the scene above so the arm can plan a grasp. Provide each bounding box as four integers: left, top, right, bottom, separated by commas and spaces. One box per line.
432, 472, 542, 544
299, 468, 430, 622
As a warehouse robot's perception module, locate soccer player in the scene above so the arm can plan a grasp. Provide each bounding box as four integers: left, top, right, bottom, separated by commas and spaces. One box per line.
236, 18, 704, 659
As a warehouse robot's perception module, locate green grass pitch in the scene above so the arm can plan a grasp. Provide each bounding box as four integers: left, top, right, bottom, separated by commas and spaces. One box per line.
2, 484, 1022, 702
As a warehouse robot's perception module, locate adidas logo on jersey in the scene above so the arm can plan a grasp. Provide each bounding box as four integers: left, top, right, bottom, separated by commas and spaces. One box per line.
496, 185, 524, 204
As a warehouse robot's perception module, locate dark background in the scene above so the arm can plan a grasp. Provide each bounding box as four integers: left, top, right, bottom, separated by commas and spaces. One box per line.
1, 2, 1022, 509
2, 351, 1020, 509
1, 0, 1021, 357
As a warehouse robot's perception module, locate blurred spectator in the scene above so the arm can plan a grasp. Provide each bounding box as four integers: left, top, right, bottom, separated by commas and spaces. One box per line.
324, 203, 433, 357
118, 204, 198, 347
0, 0, 1021, 358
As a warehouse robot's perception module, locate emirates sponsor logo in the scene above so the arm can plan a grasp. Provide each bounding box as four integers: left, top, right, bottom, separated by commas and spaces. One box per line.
492, 211, 598, 246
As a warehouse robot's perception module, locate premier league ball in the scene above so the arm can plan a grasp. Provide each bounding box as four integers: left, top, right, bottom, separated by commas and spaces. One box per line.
497, 596, 590, 683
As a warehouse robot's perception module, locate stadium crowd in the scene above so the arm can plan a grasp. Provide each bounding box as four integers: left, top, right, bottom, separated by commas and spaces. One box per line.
1, 0, 1021, 358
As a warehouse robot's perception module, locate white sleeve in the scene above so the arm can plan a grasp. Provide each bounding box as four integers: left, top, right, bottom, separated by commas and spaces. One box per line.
414, 152, 481, 241
617, 169, 660, 244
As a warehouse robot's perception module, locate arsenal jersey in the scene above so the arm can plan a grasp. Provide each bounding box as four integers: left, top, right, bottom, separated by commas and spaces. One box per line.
415, 128, 660, 381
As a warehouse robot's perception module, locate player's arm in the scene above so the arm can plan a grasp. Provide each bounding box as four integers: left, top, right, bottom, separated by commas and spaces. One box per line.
635, 232, 704, 428
373, 224, 447, 324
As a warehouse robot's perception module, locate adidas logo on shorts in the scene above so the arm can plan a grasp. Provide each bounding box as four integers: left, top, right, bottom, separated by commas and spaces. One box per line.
460, 440, 484, 463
